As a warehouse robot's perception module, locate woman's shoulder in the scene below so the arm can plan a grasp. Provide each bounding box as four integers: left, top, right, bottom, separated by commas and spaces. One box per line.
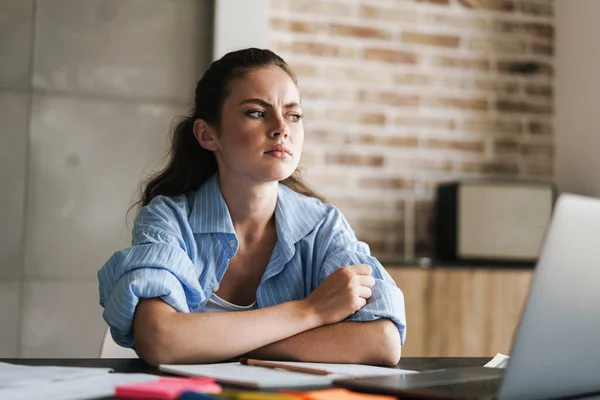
135, 192, 196, 230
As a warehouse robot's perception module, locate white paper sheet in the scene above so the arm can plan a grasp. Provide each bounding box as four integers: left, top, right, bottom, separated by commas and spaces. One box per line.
0, 361, 113, 388
160, 361, 417, 389
484, 353, 510, 368
0, 373, 159, 400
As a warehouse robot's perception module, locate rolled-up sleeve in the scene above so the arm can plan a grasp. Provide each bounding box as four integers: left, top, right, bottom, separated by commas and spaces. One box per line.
317, 209, 407, 345
98, 196, 205, 348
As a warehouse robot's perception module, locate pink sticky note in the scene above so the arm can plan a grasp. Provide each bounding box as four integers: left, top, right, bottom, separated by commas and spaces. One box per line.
115, 376, 221, 400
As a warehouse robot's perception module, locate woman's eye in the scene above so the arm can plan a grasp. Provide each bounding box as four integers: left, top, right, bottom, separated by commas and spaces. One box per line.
288, 113, 304, 123
247, 110, 265, 118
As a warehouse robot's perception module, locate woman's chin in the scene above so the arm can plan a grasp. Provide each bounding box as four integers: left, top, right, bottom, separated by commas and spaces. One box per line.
260, 166, 296, 182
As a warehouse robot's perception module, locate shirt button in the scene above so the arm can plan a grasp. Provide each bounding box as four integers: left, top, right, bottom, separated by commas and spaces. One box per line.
213, 283, 220, 292
229, 240, 236, 247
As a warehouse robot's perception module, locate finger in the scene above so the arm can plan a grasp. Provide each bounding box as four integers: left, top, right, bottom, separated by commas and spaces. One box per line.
355, 297, 367, 311
358, 275, 376, 288
358, 286, 373, 299
349, 264, 372, 276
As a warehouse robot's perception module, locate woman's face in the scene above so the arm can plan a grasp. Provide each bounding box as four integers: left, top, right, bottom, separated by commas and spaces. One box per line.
203, 66, 304, 184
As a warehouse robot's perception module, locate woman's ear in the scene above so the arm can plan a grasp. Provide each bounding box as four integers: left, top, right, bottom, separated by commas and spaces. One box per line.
193, 119, 218, 152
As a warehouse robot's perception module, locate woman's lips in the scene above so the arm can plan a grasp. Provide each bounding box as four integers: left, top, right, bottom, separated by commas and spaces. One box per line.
265, 144, 292, 159
265, 150, 291, 159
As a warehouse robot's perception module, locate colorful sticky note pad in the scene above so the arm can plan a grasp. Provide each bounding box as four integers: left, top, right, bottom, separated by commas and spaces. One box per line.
115, 376, 221, 400
284, 389, 396, 400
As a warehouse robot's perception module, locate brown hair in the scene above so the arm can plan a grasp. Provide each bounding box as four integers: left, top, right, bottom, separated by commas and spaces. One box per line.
135, 48, 324, 209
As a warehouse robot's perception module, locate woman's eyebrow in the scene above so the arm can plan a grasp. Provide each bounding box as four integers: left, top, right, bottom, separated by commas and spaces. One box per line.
238, 98, 301, 109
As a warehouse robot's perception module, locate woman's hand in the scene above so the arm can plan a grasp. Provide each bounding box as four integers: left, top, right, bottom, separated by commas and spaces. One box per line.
302, 264, 375, 326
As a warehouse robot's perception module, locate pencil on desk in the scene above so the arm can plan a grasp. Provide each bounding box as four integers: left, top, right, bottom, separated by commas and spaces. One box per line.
239, 359, 331, 376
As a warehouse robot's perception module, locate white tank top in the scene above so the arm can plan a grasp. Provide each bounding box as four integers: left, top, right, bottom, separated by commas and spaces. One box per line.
203, 292, 257, 313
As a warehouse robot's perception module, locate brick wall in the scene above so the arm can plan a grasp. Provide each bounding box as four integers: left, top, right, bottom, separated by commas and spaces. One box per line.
268, 0, 554, 262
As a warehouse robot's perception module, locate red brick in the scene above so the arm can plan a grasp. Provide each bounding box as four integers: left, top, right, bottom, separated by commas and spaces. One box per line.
325, 110, 387, 125
460, 161, 519, 175
523, 163, 553, 177
291, 41, 355, 58
270, 18, 321, 33
395, 72, 431, 86
356, 218, 404, 232
289, 0, 353, 16
496, 99, 552, 115
525, 83, 553, 97
465, 119, 522, 134
520, 1, 553, 17
428, 139, 485, 153
325, 153, 385, 167
364, 48, 419, 64
423, 96, 489, 111
458, 0, 516, 12
359, 177, 414, 190
360, 5, 417, 22
356, 135, 419, 148
474, 79, 520, 93
494, 138, 520, 153
422, 13, 488, 30
402, 32, 461, 48
469, 37, 526, 54
416, 0, 450, 5
359, 90, 419, 107
434, 56, 490, 71
395, 116, 456, 131
528, 121, 553, 135
393, 158, 455, 172
497, 60, 553, 76
521, 143, 553, 159
329, 23, 392, 40
494, 21, 554, 39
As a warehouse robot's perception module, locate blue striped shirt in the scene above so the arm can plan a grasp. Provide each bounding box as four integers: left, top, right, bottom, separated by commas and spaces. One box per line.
98, 174, 406, 348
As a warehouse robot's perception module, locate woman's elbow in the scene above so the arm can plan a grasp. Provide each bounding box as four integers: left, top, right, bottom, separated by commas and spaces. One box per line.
133, 299, 177, 366
376, 319, 402, 366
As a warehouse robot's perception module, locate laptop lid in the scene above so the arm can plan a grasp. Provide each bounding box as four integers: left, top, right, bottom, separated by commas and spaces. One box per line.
499, 194, 600, 400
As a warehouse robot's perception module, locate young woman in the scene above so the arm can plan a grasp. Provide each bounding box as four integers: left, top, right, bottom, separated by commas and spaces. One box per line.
98, 48, 406, 367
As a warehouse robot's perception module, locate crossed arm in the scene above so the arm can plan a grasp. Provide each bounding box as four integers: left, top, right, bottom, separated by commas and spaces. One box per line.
133, 264, 402, 366
133, 297, 401, 367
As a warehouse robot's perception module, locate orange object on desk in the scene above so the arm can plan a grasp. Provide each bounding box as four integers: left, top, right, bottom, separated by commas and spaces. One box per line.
283, 388, 397, 400
115, 376, 221, 400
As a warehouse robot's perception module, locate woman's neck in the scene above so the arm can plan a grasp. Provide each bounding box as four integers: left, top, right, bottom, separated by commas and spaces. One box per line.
217, 174, 278, 244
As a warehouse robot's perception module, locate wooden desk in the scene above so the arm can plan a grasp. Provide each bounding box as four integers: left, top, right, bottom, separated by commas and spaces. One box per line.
385, 267, 534, 358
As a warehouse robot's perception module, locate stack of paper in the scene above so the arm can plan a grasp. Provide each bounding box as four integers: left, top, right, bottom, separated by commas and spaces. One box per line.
0, 362, 159, 400
160, 362, 417, 389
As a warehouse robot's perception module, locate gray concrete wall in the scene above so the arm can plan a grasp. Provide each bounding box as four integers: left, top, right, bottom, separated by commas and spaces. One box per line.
555, 0, 600, 197
0, 0, 213, 357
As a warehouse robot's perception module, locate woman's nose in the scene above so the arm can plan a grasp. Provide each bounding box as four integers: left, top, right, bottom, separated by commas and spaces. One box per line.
269, 117, 289, 139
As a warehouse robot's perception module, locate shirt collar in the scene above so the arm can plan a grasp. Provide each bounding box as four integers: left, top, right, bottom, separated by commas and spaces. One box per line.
274, 183, 328, 246
189, 174, 236, 235
189, 174, 327, 246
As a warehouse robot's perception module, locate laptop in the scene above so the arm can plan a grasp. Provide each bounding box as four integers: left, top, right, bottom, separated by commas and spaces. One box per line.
335, 194, 600, 400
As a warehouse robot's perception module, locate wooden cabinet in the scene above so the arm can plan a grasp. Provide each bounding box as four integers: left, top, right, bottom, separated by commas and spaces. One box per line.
385, 267, 533, 357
